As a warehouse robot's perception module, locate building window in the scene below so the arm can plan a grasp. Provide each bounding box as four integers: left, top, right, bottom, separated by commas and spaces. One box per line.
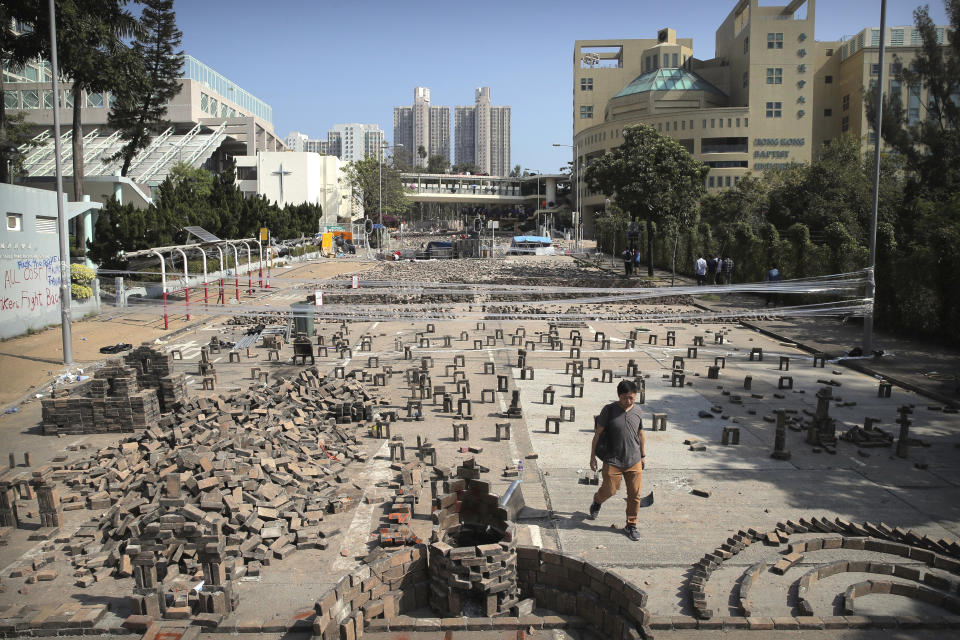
579, 105, 593, 119
681, 120, 686, 130
42, 90, 55, 109
736, 118, 741, 127
908, 84, 921, 124
580, 78, 593, 91
4, 91, 19, 109
825, 48, 834, 56
725, 176, 731, 187
690, 120, 694, 129
871, 63, 880, 76
767, 33, 784, 49
674, 121, 678, 130
842, 94, 850, 111
702, 119, 707, 128
744, 37, 749, 54
890, 79, 902, 104
36, 216, 57, 233
85, 91, 104, 108
7, 213, 22, 232
824, 108, 832, 117
708, 176, 715, 188
21, 89, 39, 109
658, 122, 662, 131
890, 62, 902, 76
766, 102, 782, 118
672, 53, 678, 67
665, 122, 670, 132
744, 117, 748, 127
841, 116, 850, 132
766, 68, 782, 84
825, 75, 833, 84
710, 119, 715, 128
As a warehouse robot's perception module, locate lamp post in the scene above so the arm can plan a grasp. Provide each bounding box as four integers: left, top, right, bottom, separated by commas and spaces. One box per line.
553, 143, 580, 252
864, 0, 887, 354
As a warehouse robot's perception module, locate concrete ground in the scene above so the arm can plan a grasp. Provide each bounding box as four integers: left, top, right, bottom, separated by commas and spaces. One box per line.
0, 254, 958, 638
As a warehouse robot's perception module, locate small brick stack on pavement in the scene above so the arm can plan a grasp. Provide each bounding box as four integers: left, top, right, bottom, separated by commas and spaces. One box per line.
428, 459, 522, 618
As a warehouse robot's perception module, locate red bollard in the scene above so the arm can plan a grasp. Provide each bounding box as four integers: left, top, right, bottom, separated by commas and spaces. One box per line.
235, 276, 239, 301
184, 285, 190, 320
259, 267, 263, 289
204, 282, 209, 309
162, 291, 169, 329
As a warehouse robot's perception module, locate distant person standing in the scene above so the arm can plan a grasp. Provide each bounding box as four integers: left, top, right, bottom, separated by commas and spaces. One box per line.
713, 256, 722, 284
765, 264, 781, 306
706, 256, 718, 285
622, 248, 633, 277
723, 257, 734, 284
695, 255, 707, 286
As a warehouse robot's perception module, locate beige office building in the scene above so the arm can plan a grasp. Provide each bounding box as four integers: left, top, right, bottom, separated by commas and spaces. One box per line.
571, 0, 953, 229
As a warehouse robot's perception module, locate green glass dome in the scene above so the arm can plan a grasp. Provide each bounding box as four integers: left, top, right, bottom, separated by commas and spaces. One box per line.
614, 68, 726, 98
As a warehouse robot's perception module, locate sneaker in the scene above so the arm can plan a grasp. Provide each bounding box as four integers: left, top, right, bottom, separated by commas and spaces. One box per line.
625, 525, 641, 541
588, 502, 601, 520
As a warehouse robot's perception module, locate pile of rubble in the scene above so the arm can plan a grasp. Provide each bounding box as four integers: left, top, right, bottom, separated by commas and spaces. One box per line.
226, 313, 290, 327
320, 259, 693, 311
41, 346, 187, 435
59, 367, 383, 592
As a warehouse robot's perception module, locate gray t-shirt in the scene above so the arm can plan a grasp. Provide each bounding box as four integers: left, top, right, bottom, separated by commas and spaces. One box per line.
595, 401, 643, 469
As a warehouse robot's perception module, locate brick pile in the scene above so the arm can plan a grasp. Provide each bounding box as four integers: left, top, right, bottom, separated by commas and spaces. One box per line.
428, 460, 521, 617
40, 345, 186, 435
123, 344, 187, 412
58, 367, 382, 607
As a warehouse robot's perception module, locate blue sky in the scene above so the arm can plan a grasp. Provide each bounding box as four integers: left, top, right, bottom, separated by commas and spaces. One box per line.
175, 0, 948, 173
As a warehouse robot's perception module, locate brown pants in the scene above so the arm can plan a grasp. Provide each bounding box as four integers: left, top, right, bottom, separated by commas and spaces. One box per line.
593, 460, 643, 525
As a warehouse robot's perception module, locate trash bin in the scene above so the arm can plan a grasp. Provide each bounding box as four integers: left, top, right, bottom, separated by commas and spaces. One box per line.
291, 302, 315, 337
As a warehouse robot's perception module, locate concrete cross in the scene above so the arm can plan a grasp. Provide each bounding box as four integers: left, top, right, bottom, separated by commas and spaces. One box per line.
272, 163, 292, 203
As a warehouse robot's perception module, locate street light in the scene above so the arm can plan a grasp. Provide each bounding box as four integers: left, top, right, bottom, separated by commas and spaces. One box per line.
553, 142, 580, 252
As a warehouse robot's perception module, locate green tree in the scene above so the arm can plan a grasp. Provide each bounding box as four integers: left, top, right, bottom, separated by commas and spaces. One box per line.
0, 1, 45, 184
426, 154, 448, 174
107, 0, 183, 177
31, 0, 138, 200
871, 0, 960, 198
451, 162, 484, 175
340, 156, 407, 221
509, 164, 522, 177
585, 124, 708, 276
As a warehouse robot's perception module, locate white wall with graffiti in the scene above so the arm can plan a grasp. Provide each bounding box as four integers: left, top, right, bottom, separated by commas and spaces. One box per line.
1, 184, 101, 340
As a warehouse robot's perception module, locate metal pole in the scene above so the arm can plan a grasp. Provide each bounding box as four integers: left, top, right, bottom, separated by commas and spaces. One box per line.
174, 248, 189, 320
48, 0, 72, 364
151, 250, 168, 330
864, 0, 887, 354
199, 248, 208, 309
216, 245, 225, 304
378, 145, 383, 254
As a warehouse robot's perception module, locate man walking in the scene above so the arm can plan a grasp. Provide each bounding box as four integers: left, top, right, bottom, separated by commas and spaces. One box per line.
694, 255, 707, 286
622, 248, 633, 277
587, 380, 647, 541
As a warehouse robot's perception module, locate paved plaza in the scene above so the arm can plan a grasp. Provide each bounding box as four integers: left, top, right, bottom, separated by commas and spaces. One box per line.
0, 255, 958, 640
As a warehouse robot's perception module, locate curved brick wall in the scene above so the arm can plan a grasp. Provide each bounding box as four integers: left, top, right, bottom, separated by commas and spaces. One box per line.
311, 545, 652, 640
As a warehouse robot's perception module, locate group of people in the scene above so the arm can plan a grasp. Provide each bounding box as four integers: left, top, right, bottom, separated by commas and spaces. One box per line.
621, 248, 643, 277
694, 255, 735, 285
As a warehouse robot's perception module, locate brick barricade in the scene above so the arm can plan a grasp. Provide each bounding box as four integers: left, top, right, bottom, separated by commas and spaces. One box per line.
40, 345, 186, 435
309, 545, 651, 640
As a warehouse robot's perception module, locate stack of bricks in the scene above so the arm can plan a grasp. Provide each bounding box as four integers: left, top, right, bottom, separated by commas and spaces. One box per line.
41, 359, 161, 435
0, 478, 19, 527
428, 460, 520, 617
312, 546, 429, 640
60, 367, 381, 593
124, 344, 187, 412
29, 467, 62, 530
